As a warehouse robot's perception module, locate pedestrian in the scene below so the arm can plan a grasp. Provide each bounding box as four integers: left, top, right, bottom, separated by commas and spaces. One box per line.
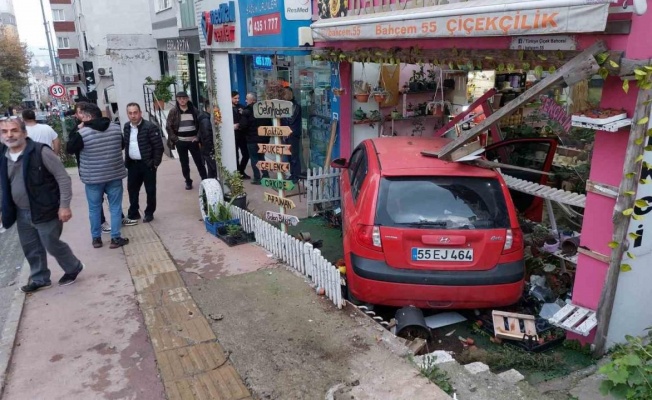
240, 92, 272, 185
75, 102, 129, 249
281, 88, 302, 183
22, 109, 60, 154
0, 116, 84, 293
67, 102, 134, 234
197, 100, 218, 179
166, 91, 207, 190
123, 103, 164, 223
232, 91, 249, 179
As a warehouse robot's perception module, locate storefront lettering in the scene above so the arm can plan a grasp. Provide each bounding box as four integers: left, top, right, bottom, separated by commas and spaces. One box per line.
265, 211, 299, 226
201, 1, 236, 45
261, 178, 295, 191
253, 100, 294, 118
166, 39, 190, 52
256, 161, 290, 173
258, 143, 292, 155
245, 0, 279, 16
541, 97, 572, 132
630, 134, 652, 249
257, 126, 292, 137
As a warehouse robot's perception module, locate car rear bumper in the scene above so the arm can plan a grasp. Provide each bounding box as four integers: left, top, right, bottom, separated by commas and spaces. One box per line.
348, 253, 524, 308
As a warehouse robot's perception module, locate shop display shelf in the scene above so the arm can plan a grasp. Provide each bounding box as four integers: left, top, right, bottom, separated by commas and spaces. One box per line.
571, 118, 631, 132
386, 114, 444, 121
353, 119, 382, 125
502, 174, 586, 208
542, 248, 579, 264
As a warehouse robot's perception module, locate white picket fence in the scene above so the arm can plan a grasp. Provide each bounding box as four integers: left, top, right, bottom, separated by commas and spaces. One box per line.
228, 205, 344, 309
306, 167, 342, 212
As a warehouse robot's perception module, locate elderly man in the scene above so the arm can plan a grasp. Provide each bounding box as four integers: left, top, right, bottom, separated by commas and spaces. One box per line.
0, 116, 84, 293
72, 103, 129, 249
123, 103, 164, 222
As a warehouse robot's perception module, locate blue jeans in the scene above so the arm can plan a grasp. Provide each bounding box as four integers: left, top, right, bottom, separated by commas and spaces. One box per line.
85, 179, 124, 239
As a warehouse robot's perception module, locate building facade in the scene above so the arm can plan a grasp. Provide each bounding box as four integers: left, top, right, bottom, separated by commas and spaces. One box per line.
0, 0, 18, 38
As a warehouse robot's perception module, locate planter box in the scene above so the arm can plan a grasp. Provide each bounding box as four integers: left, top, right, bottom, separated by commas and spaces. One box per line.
204, 218, 240, 236
216, 225, 255, 247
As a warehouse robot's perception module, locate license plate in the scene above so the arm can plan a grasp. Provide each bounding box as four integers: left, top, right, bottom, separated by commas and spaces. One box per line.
412, 248, 474, 262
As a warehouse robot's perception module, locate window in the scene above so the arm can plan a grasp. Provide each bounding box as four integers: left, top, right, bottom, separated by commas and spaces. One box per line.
156, 0, 171, 11
375, 177, 510, 230
61, 64, 74, 75
57, 37, 70, 49
52, 9, 65, 21
347, 147, 368, 201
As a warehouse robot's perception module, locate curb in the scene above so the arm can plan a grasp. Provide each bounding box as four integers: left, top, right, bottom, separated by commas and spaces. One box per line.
0, 260, 30, 397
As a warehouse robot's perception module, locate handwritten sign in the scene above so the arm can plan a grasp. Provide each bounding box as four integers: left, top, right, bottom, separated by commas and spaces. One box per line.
265, 211, 299, 226
258, 143, 292, 155
263, 193, 296, 209
257, 126, 292, 137
541, 96, 571, 132
261, 178, 295, 191
256, 161, 290, 173
253, 100, 294, 119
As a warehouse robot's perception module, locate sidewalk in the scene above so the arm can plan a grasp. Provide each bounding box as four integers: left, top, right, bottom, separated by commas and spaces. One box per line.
2, 156, 449, 400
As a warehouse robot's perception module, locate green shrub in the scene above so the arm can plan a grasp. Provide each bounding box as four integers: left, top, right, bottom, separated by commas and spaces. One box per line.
599, 329, 652, 399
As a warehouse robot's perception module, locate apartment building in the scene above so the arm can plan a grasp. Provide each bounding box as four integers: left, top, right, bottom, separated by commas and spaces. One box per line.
0, 0, 18, 38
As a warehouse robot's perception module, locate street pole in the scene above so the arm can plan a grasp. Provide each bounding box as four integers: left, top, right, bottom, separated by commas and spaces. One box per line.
39, 0, 68, 140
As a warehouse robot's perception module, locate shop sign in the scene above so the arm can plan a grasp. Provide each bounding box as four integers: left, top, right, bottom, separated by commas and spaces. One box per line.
261, 177, 295, 191
254, 55, 273, 70
284, 0, 311, 21
510, 35, 577, 51
253, 100, 294, 119
247, 12, 282, 36
201, 1, 237, 45
263, 192, 296, 209
628, 132, 652, 256
258, 143, 292, 155
265, 211, 299, 226
312, 4, 609, 41
540, 97, 572, 133
256, 160, 290, 173
257, 126, 293, 137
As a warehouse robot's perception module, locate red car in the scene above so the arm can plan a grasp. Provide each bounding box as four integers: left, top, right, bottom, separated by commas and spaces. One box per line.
331, 137, 525, 309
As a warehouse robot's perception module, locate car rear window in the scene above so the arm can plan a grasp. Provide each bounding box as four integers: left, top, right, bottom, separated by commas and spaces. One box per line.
375, 176, 510, 229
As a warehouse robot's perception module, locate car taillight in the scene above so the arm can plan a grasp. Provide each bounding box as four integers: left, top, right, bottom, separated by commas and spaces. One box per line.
502, 228, 523, 254
356, 224, 382, 250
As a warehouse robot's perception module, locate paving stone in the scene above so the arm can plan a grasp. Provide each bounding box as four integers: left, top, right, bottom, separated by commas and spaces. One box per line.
150, 318, 216, 352
123, 224, 160, 244
133, 271, 185, 293
158, 342, 228, 382
128, 259, 178, 278
143, 299, 202, 329
464, 362, 490, 375
137, 287, 193, 310
414, 351, 456, 369
498, 369, 525, 384
124, 241, 171, 262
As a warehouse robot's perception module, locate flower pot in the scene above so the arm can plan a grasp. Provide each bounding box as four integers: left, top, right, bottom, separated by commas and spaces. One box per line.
154, 100, 166, 111
333, 88, 345, 96
354, 93, 370, 103
223, 193, 247, 210
391, 111, 401, 120
204, 218, 241, 236
426, 82, 437, 91
373, 93, 387, 103
543, 238, 560, 253
409, 82, 420, 92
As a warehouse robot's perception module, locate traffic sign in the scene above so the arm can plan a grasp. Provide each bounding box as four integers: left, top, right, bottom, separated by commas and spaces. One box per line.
49, 84, 66, 98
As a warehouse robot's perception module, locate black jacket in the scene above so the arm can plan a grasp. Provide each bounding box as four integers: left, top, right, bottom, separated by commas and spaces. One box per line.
281, 99, 302, 139
1, 139, 60, 228
239, 103, 272, 144
197, 112, 214, 155
232, 103, 245, 140
123, 119, 164, 168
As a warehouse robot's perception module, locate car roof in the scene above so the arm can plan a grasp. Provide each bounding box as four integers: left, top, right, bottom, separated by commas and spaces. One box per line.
368, 137, 498, 178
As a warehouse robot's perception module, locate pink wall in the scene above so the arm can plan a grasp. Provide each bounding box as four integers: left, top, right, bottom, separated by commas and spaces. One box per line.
339, 62, 353, 157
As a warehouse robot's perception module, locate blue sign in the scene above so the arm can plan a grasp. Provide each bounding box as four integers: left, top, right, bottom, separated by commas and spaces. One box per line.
238, 0, 312, 49
253, 55, 273, 70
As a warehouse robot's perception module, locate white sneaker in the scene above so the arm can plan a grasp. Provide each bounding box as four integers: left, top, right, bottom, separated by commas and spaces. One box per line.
122, 218, 138, 226
101, 222, 111, 234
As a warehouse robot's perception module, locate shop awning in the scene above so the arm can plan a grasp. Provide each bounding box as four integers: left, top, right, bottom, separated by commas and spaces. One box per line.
311, 0, 612, 41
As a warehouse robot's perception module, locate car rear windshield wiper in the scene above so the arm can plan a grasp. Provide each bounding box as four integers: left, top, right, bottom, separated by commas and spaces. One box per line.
397, 220, 448, 227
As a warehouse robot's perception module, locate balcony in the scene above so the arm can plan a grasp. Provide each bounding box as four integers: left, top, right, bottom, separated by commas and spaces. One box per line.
58, 48, 79, 59
53, 21, 75, 32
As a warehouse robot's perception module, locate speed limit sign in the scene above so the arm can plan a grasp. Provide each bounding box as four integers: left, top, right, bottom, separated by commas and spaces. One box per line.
49, 84, 66, 98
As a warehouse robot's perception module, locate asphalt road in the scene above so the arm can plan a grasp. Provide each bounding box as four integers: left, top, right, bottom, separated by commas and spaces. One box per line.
0, 225, 25, 338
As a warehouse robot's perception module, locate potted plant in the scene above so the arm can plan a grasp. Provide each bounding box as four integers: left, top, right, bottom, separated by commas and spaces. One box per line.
216, 223, 255, 247
408, 66, 426, 92
332, 87, 345, 96
145, 75, 176, 110
204, 202, 240, 236
371, 85, 388, 103
223, 170, 247, 209
391, 108, 401, 120
353, 80, 371, 102
426, 68, 438, 91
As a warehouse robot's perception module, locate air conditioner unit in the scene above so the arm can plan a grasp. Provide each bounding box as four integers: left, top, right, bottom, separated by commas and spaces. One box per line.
64, 76, 72, 83
97, 67, 112, 77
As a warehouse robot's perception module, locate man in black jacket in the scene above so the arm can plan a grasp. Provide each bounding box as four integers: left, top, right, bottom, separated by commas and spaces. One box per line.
124, 103, 164, 222
240, 93, 272, 184
231, 91, 249, 179
197, 101, 217, 179
281, 88, 302, 183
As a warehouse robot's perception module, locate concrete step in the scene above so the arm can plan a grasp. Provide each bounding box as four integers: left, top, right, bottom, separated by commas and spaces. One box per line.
415, 351, 550, 400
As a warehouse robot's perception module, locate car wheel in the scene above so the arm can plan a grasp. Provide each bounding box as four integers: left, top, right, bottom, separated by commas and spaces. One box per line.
346, 283, 362, 306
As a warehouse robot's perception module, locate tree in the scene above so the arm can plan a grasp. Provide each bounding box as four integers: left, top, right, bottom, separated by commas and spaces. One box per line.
0, 30, 31, 108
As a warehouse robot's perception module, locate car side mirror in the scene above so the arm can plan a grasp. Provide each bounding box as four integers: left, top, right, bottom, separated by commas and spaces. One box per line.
330, 158, 348, 169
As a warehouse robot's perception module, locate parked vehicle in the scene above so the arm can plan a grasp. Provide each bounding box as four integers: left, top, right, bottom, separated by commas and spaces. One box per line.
331, 137, 524, 309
